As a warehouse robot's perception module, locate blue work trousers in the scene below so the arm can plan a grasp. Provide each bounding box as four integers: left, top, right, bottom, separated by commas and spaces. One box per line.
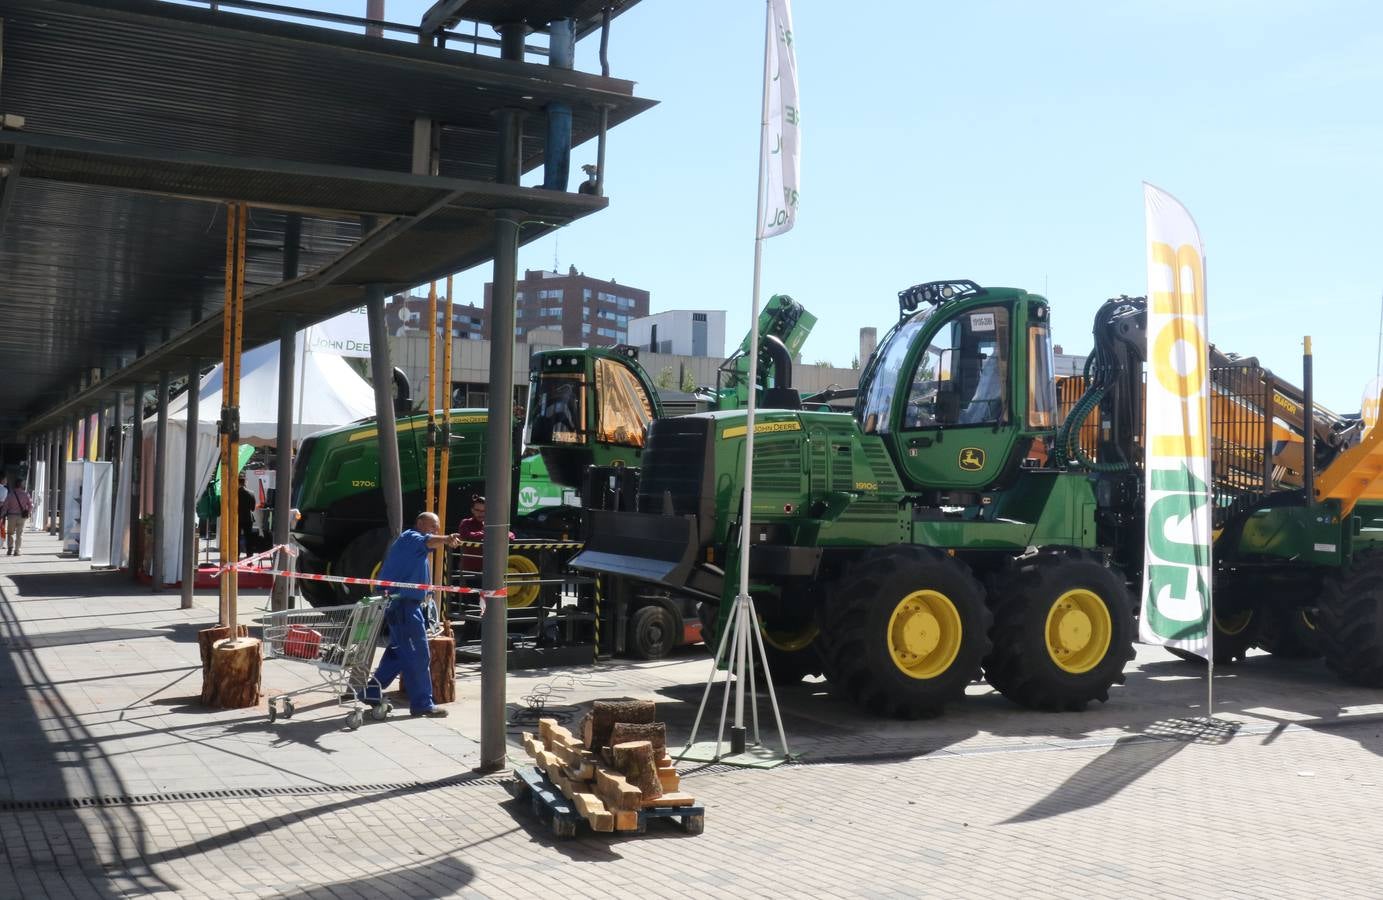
362, 597, 434, 714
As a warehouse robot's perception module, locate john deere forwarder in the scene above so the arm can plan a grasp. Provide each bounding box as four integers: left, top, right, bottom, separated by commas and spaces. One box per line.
569, 280, 1383, 718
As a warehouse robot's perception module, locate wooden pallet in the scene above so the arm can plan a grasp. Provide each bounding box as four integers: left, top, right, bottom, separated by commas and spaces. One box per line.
509, 767, 704, 838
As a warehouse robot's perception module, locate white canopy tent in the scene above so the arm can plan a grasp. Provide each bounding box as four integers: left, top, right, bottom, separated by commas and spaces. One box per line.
139, 338, 375, 586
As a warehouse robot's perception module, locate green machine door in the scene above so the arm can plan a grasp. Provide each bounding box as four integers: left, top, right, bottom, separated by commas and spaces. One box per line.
858, 301, 1024, 491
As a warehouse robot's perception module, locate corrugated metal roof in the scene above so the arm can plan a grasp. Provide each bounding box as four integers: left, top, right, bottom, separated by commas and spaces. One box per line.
0, 0, 654, 433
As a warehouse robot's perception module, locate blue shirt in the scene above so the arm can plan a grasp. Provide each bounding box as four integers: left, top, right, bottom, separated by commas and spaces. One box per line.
376, 529, 431, 601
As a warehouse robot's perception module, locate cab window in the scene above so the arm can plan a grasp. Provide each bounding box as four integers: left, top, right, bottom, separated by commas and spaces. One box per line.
594, 357, 655, 447
903, 306, 1009, 429
1027, 323, 1057, 429
857, 314, 929, 435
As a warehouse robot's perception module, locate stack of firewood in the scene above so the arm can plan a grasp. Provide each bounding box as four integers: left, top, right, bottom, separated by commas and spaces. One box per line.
520, 698, 695, 833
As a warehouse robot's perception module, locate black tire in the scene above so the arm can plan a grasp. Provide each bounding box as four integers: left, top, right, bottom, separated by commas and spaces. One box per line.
337, 527, 392, 602
1317, 550, 1383, 687
818, 546, 991, 719
697, 601, 822, 684
297, 553, 341, 608
982, 549, 1135, 712
1256, 605, 1321, 659
1166, 606, 1260, 665
629, 605, 678, 660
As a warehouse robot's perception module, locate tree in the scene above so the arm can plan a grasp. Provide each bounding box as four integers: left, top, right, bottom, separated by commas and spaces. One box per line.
655, 366, 675, 390
680, 369, 696, 393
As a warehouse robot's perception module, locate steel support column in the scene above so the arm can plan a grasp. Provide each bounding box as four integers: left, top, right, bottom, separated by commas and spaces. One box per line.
129, 384, 146, 575
180, 359, 200, 609
366, 285, 404, 539
271, 214, 301, 611
47, 427, 59, 534
479, 28, 527, 770
152, 369, 171, 592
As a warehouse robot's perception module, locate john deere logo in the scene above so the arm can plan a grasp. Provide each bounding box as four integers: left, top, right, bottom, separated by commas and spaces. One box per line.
959, 448, 985, 471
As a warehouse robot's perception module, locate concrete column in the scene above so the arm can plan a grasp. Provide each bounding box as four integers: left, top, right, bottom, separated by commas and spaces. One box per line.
152, 370, 171, 592
180, 360, 200, 609
366, 287, 404, 539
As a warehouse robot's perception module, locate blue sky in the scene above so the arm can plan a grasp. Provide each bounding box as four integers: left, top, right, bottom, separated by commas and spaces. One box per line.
205, 1, 1383, 411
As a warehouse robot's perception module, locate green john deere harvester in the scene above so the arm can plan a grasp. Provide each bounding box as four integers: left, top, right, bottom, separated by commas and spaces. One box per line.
568, 280, 1383, 718
523, 294, 825, 659
290, 410, 578, 606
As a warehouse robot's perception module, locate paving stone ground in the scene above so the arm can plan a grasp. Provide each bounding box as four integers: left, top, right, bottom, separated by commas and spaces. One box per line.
3, 532, 1382, 898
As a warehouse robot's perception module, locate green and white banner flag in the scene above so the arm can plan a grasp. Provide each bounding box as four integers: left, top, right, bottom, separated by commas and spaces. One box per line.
759, 0, 799, 239
1140, 183, 1213, 658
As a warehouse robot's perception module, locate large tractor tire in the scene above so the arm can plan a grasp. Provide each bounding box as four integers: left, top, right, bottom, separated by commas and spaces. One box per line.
297, 553, 341, 608
1256, 605, 1322, 659
697, 601, 823, 684
336, 527, 392, 602
505, 552, 542, 609
1166, 606, 1261, 665
629, 604, 679, 660
1317, 550, 1383, 687
818, 546, 990, 719
982, 549, 1135, 712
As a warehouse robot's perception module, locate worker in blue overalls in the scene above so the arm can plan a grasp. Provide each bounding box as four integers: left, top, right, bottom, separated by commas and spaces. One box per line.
360, 512, 461, 718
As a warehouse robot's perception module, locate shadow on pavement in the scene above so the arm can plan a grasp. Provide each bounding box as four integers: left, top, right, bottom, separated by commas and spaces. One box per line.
0, 579, 175, 897
272, 856, 478, 900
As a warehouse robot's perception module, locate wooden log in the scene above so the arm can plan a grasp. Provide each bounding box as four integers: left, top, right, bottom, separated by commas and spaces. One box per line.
201, 637, 261, 709
641, 791, 696, 809
609, 722, 667, 754
593, 767, 643, 811
197, 624, 247, 677
429, 635, 455, 704
613, 810, 639, 831
589, 699, 656, 751
611, 740, 663, 801
572, 793, 614, 832
580, 713, 594, 748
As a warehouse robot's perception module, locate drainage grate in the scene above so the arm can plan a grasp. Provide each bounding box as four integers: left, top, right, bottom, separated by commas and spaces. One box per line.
0, 773, 515, 812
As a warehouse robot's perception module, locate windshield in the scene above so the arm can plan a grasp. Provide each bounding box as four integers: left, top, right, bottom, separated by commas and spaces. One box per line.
527, 373, 586, 445
857, 312, 931, 434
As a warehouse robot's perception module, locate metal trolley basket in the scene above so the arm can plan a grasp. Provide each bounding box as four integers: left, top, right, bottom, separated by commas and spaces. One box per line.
260, 597, 390, 730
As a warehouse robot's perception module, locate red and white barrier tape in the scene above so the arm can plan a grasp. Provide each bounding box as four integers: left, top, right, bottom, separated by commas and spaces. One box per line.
216, 543, 511, 606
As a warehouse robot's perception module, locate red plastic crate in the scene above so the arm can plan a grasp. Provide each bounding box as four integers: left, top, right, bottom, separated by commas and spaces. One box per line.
283, 625, 322, 660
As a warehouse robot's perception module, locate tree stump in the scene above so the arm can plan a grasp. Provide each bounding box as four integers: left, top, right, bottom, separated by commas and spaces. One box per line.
202, 637, 261, 709
429, 635, 456, 704
197, 624, 248, 677
610, 722, 667, 755
611, 740, 663, 801
589, 699, 656, 751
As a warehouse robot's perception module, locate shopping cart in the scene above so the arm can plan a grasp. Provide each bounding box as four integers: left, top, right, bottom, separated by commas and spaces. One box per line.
260, 597, 390, 730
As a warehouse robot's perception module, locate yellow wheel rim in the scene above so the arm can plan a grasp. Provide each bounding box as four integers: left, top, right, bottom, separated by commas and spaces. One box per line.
764, 622, 819, 653
1045, 588, 1112, 674
887, 590, 962, 680
506, 553, 541, 608
1216, 609, 1253, 636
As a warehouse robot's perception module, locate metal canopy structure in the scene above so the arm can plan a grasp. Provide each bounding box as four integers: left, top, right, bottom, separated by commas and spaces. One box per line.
0, 0, 653, 434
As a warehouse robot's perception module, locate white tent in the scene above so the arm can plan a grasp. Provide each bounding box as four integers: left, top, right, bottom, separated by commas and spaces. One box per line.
141, 339, 375, 586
